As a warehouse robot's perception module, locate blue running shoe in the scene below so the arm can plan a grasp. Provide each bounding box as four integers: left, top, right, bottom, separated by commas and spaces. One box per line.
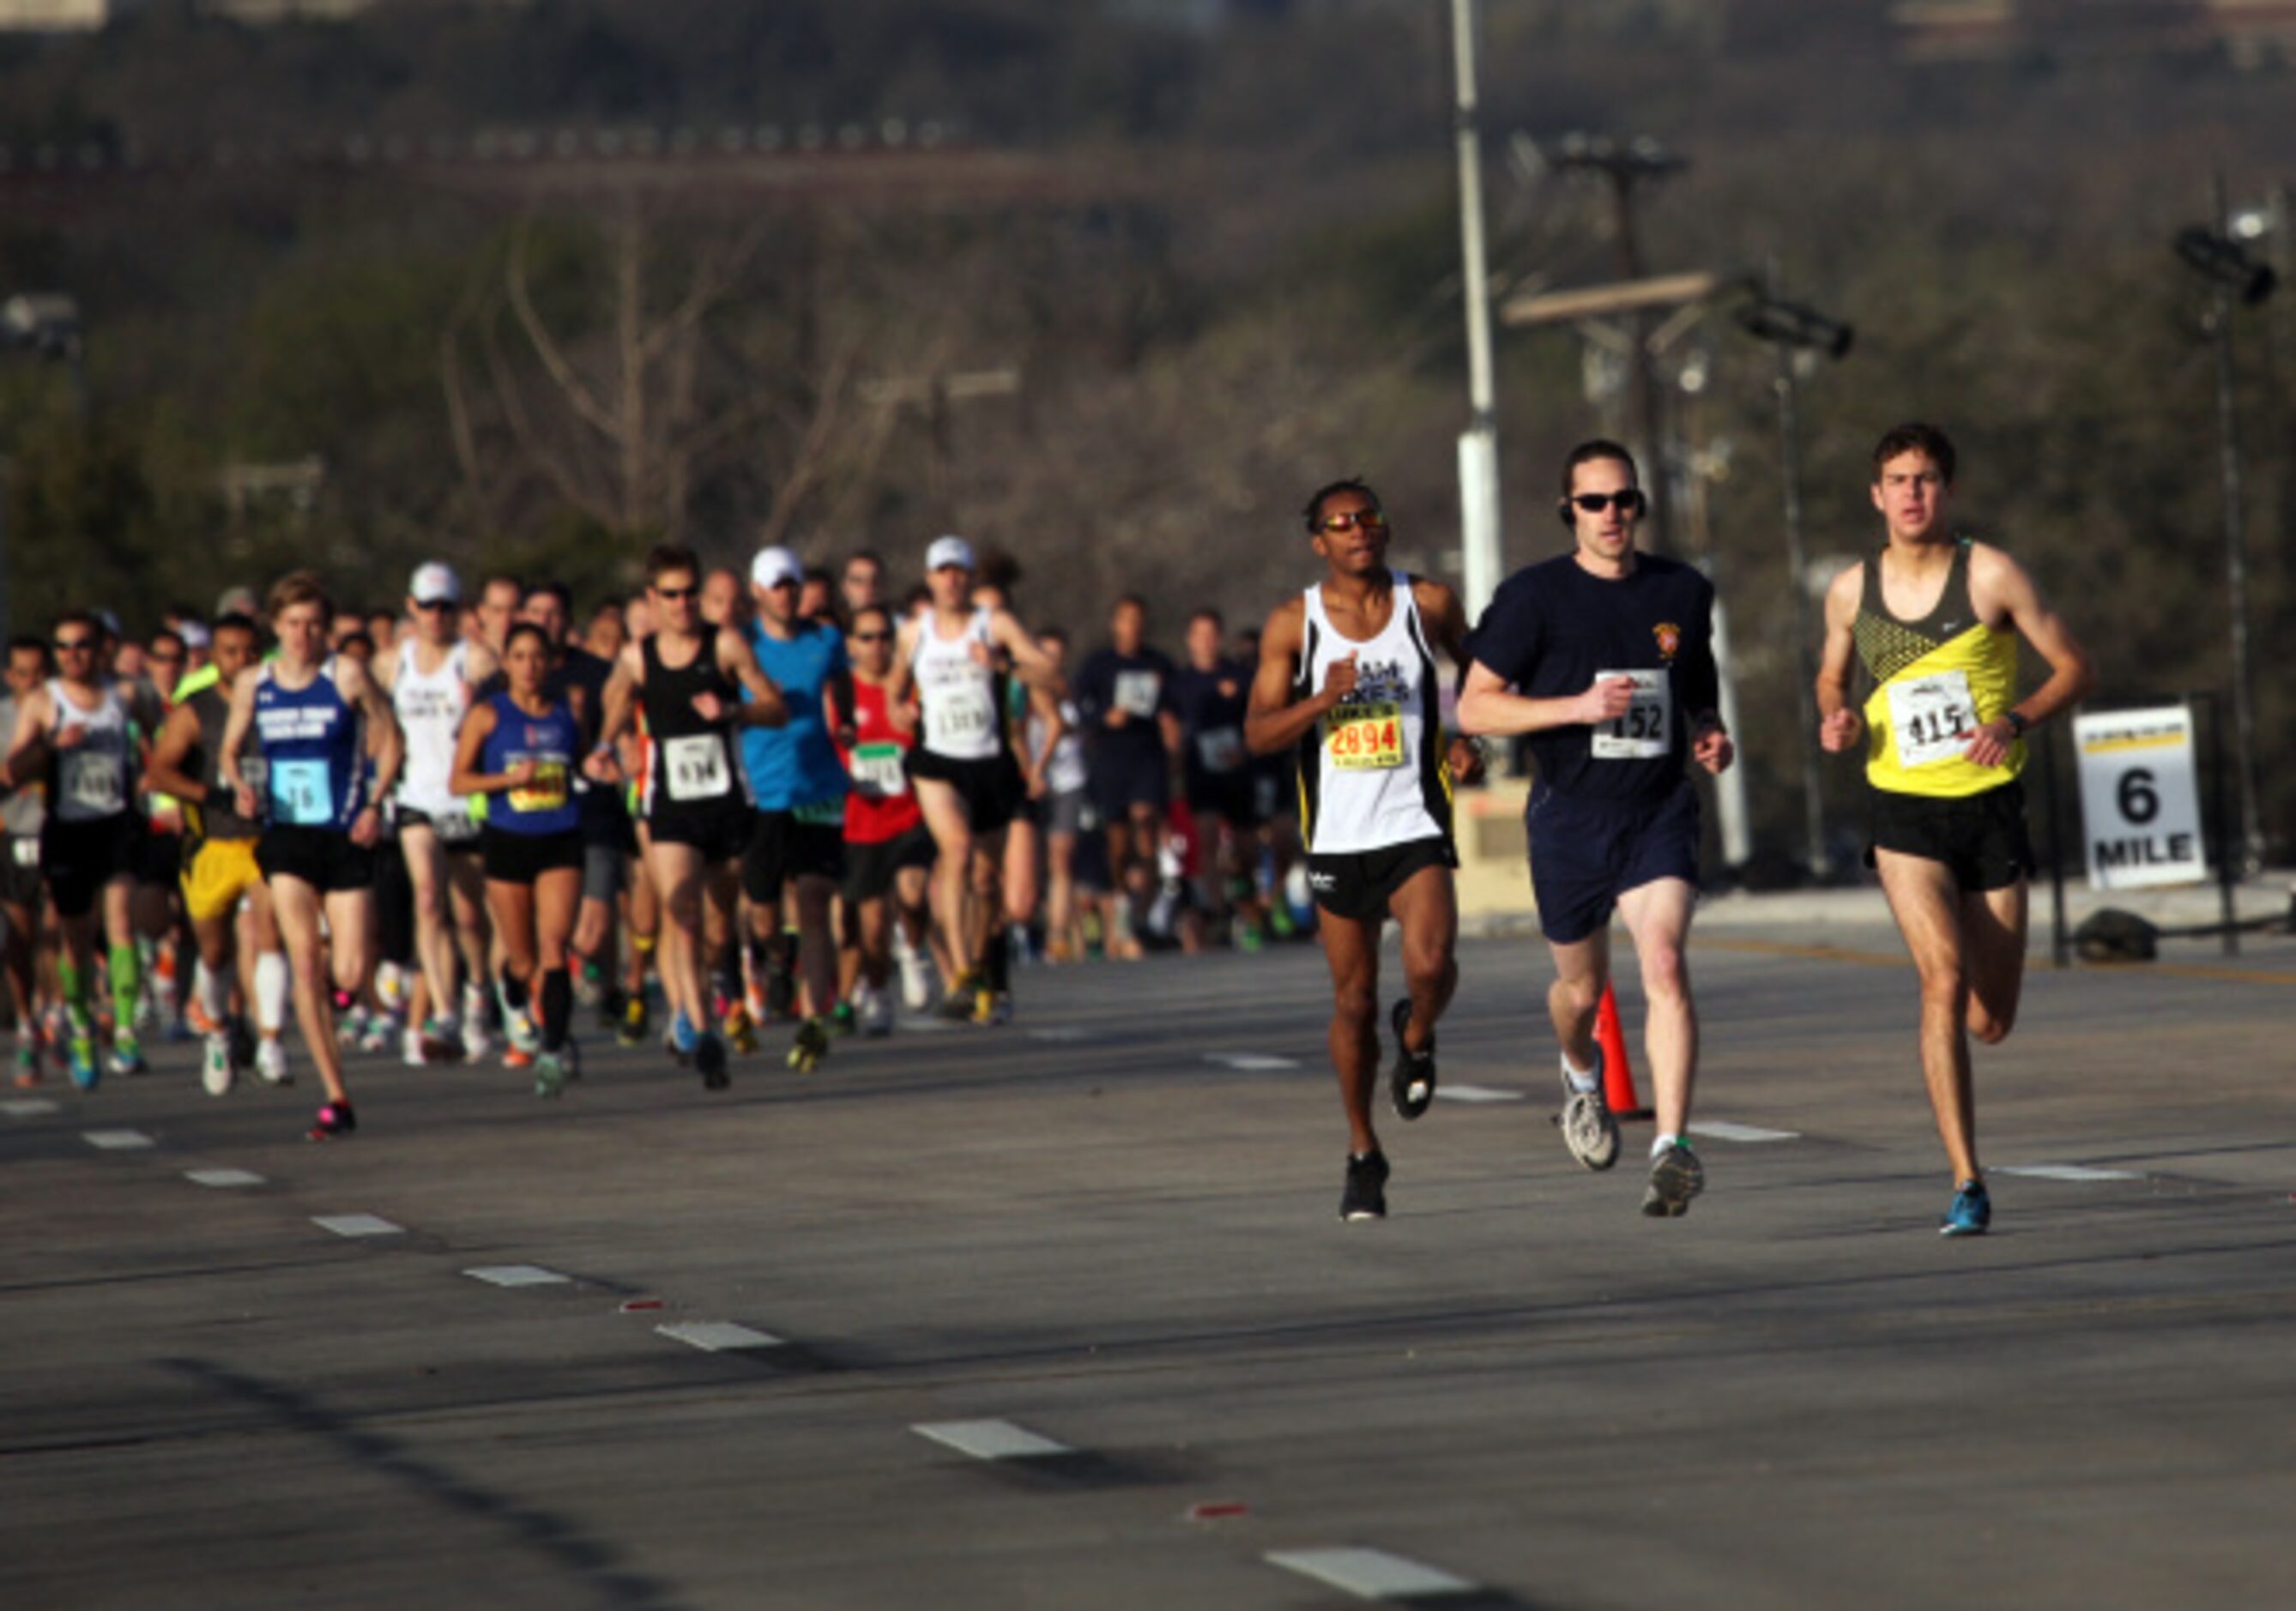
68, 1035, 99, 1091
669, 1009, 699, 1058
1941, 1179, 1991, 1237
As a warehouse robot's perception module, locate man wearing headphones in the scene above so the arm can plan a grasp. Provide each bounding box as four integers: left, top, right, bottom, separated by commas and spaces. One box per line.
1457, 440, 1735, 1220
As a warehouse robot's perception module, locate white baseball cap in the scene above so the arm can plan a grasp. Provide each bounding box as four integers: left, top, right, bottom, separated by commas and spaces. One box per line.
409, 561, 462, 606
749, 546, 803, 589
925, 534, 975, 573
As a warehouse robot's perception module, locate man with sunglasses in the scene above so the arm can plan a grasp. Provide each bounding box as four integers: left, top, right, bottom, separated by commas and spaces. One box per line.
740, 546, 855, 1072
1246, 480, 1483, 1222
1815, 423, 2094, 1236
1459, 440, 1734, 1220
4, 611, 154, 1086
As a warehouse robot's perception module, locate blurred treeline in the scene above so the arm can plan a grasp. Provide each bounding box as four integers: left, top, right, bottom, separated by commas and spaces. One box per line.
0, 0, 2289, 856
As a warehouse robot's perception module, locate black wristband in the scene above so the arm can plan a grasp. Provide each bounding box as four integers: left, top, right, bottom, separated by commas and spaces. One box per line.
2004, 710, 2029, 739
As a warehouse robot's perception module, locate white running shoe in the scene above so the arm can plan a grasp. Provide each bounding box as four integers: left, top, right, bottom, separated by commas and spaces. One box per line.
202, 1034, 234, 1097
255, 1037, 293, 1086
896, 936, 934, 1011
462, 1013, 492, 1065
1558, 1053, 1620, 1172
861, 983, 894, 1038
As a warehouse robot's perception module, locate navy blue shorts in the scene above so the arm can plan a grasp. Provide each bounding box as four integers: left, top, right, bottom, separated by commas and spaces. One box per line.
1526, 778, 1701, 944
1089, 745, 1169, 819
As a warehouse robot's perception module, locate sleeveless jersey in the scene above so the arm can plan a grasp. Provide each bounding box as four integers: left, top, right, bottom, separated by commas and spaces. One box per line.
477, 691, 580, 836
638, 634, 743, 815
185, 682, 261, 842
252, 660, 366, 830
1291, 571, 1451, 855
836, 679, 923, 846
393, 637, 473, 817
1853, 540, 2023, 799
46, 679, 134, 825
911, 606, 1003, 763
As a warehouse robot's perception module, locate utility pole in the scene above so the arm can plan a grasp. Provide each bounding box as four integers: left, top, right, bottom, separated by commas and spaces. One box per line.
1448, 0, 1503, 621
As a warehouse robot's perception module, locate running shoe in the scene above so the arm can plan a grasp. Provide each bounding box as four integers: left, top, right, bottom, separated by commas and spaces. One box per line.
574, 961, 604, 1008
830, 1000, 857, 1037
461, 1012, 493, 1065
935, 972, 982, 1022
695, 1030, 729, 1091
860, 985, 893, 1039
358, 1010, 398, 1055
403, 1018, 462, 1067
1339, 1149, 1390, 1222
1387, 997, 1435, 1121
1641, 1141, 1705, 1219
13, 1033, 40, 1089
108, 1034, 148, 1078
335, 1004, 369, 1048
226, 1014, 257, 1075
1558, 1053, 1620, 1172
668, 1007, 700, 1064
68, 1033, 99, 1091
1940, 1179, 1991, 1238
723, 1004, 759, 1055
618, 993, 650, 1048
255, 1038, 293, 1086
504, 1046, 535, 1073
972, 988, 1012, 1027
307, 1100, 357, 1141
202, 1033, 234, 1097
896, 937, 934, 1011
505, 1005, 540, 1058
532, 1051, 568, 1100
787, 1016, 831, 1074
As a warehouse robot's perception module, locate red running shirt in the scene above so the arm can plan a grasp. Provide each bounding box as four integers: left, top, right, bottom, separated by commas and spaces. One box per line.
836, 678, 922, 846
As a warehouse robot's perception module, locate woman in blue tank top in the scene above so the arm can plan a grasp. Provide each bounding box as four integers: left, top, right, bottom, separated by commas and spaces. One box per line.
451, 622, 583, 1095
220, 570, 404, 1142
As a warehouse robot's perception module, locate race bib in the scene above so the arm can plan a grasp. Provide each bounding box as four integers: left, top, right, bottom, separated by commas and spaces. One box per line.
1885, 668, 1978, 769
1591, 670, 1671, 760
924, 685, 994, 751
1113, 669, 1161, 719
269, 758, 335, 826
11, 837, 38, 869
1194, 725, 1246, 775
507, 757, 570, 815
850, 741, 908, 798
62, 750, 124, 816
1323, 702, 1404, 771
662, 733, 731, 802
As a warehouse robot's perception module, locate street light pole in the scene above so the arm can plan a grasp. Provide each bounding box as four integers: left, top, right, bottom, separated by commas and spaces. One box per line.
1770, 340, 1828, 876
1448, 0, 1503, 621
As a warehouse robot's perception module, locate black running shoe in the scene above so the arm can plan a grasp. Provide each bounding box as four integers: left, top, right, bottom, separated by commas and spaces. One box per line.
225, 1013, 257, 1076
1387, 997, 1435, 1121
1640, 1142, 1705, 1218
307, 1101, 357, 1141
695, 1031, 729, 1091
1339, 1149, 1390, 1222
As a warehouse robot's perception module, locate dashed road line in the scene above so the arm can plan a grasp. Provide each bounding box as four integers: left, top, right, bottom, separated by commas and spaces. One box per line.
655, 1320, 785, 1354
463, 1264, 573, 1288
1689, 1120, 1801, 1143
3, 1097, 59, 1117
1024, 1026, 1099, 1043
184, 1168, 265, 1188
1435, 1084, 1526, 1104
911, 1419, 1072, 1462
1265, 1545, 1481, 1601
1205, 1052, 1300, 1071
311, 1213, 405, 1238
82, 1128, 155, 1150
1998, 1163, 2145, 1182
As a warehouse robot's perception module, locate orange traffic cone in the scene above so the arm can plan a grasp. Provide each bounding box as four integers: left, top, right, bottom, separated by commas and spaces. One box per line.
1594, 982, 1650, 1120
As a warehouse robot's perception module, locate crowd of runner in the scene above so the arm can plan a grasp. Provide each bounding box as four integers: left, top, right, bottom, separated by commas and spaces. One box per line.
0, 420, 2095, 1238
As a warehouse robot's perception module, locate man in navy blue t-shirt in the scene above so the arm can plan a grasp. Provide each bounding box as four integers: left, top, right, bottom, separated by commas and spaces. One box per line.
1459, 440, 1735, 1220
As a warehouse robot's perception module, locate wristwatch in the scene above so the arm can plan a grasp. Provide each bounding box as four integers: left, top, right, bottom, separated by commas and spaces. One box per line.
2003, 710, 2029, 739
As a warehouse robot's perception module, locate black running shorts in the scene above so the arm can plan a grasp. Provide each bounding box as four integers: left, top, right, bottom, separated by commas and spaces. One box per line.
1865, 779, 2034, 894
1306, 835, 1456, 924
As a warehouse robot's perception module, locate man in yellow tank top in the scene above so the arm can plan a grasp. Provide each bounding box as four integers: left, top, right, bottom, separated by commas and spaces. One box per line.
1815, 423, 2095, 1237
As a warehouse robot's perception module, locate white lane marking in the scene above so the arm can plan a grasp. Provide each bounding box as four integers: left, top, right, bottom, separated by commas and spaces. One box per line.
1689, 1120, 1801, 1143
1205, 1052, 1300, 1071
899, 1017, 960, 1035
1998, 1163, 2145, 1182
1436, 1083, 1526, 1104
3, 1098, 60, 1117
184, 1168, 265, 1188
82, 1129, 155, 1150
1025, 1026, 1097, 1043
311, 1213, 404, 1238
912, 1419, 1072, 1461
1265, 1546, 1480, 1601
655, 1320, 784, 1352
463, 1264, 572, 1288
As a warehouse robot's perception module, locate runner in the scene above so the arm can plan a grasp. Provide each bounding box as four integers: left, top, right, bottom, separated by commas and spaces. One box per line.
219, 571, 402, 1139
377, 562, 498, 1066
1245, 480, 1483, 1221
1032, 628, 1091, 964
739, 546, 853, 1072
590, 543, 788, 1089
1170, 606, 1266, 949
452, 621, 586, 1097
4, 611, 149, 1086
1074, 595, 1180, 946
143, 612, 293, 1095
1457, 440, 1735, 1219
1816, 422, 2096, 1236
839, 550, 885, 621
828, 603, 934, 1035
0, 636, 52, 1083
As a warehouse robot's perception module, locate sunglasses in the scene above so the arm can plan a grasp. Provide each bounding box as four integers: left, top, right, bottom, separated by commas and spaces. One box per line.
148, 650, 184, 664
1569, 490, 1646, 516
654, 585, 698, 600
763, 577, 801, 590
850, 631, 891, 643
1318, 508, 1387, 534
52, 637, 95, 652
413, 598, 456, 612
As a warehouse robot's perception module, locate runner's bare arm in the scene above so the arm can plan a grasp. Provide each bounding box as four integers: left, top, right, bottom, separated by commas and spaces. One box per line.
593, 643, 643, 754
343, 657, 404, 809
989, 610, 1064, 695
1411, 578, 1488, 784
219, 673, 261, 813
447, 702, 513, 798
142, 702, 209, 803
465, 641, 498, 692
3, 685, 53, 793
1815, 563, 1865, 754
1964, 543, 2096, 767
886, 622, 917, 710
719, 629, 788, 728
1244, 598, 1344, 756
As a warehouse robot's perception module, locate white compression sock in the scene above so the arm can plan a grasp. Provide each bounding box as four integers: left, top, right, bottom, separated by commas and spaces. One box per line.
254, 951, 290, 1035
1651, 1132, 1681, 1159
194, 960, 231, 1027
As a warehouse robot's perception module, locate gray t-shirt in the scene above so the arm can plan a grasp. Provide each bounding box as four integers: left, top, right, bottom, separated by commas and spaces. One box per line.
0, 693, 46, 838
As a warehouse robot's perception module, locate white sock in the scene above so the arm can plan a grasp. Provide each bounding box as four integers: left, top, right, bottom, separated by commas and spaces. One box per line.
254, 951, 289, 1035
1561, 1051, 1599, 1094
1651, 1132, 1681, 1160
194, 960, 231, 1027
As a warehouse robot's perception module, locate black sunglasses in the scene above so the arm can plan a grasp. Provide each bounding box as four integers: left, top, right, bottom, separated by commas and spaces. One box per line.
654, 585, 698, 600
52, 637, 95, 652
1569, 490, 1646, 516
850, 631, 891, 643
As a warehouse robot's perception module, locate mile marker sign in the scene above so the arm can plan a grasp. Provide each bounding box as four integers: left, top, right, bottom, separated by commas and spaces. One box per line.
2073, 704, 2207, 890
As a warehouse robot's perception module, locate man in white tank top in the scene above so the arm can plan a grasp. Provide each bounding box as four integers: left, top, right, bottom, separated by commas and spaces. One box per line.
375, 561, 498, 1065
1245, 480, 1483, 1222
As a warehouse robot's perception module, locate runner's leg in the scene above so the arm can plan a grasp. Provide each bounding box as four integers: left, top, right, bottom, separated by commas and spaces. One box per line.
1876, 849, 1981, 1183
1386, 862, 1457, 1055
270, 876, 350, 1106
1614, 877, 1700, 1140
1962, 879, 2027, 1046
1545, 927, 1610, 1075
1318, 909, 1382, 1157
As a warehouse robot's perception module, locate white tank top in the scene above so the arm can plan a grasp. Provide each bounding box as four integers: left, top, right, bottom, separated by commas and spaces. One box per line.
912, 606, 1003, 763
1293, 571, 1450, 855
47, 678, 133, 824
393, 637, 471, 815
